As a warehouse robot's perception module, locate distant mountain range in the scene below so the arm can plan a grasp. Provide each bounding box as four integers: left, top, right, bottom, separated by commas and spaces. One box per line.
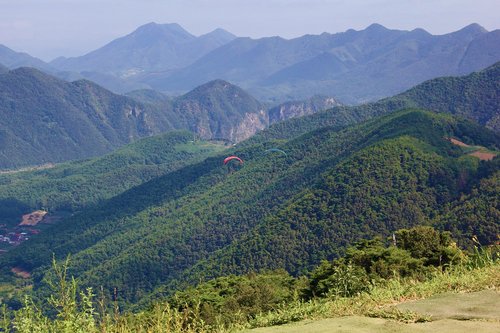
144, 23, 500, 103
1, 62, 498, 169
50, 23, 236, 76
0, 66, 341, 168
1, 23, 499, 103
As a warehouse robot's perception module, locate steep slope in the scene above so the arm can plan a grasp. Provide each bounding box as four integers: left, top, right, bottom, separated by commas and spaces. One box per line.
268, 95, 342, 124
144, 23, 500, 103
393, 61, 500, 132
0, 67, 173, 169
2, 110, 497, 307
0, 131, 225, 222
435, 160, 500, 246
50, 23, 236, 77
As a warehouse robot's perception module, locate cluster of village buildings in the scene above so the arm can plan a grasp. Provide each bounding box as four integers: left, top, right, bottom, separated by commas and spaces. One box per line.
0, 223, 40, 248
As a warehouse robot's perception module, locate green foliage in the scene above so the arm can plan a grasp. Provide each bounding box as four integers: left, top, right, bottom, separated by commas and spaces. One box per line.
0, 131, 224, 218
0, 68, 174, 169
307, 260, 369, 299
1, 230, 498, 332
436, 169, 500, 247
394, 226, 463, 267
169, 270, 299, 326
306, 227, 465, 299
0, 109, 497, 310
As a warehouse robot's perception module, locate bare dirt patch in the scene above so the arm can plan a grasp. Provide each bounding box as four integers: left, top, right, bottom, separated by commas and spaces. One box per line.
447, 137, 497, 161
448, 138, 470, 147
469, 151, 496, 161
11, 267, 31, 279
20, 210, 47, 226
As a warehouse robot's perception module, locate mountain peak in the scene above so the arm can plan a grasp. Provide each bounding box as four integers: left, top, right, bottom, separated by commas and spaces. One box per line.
462, 23, 487, 32
365, 23, 389, 32
187, 79, 241, 94
131, 22, 195, 42
450, 23, 487, 37
202, 28, 237, 40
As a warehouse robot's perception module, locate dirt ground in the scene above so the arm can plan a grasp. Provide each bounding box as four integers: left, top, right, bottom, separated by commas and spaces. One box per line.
11, 267, 31, 279
468, 151, 496, 161
20, 210, 47, 226
247, 290, 500, 333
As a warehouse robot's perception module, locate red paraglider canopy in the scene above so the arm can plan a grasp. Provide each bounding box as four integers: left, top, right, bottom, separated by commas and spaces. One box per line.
223, 156, 243, 165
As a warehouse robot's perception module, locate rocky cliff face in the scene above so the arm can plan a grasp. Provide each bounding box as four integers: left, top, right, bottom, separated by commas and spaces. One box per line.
168, 85, 343, 143
171, 79, 267, 143
230, 110, 268, 142
268, 95, 343, 124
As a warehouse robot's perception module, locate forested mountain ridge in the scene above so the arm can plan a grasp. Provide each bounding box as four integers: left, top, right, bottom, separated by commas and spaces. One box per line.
251, 61, 500, 145
0, 70, 263, 169
0, 131, 225, 227
1, 61, 497, 171
1, 109, 497, 308
0, 67, 177, 169
170, 79, 267, 142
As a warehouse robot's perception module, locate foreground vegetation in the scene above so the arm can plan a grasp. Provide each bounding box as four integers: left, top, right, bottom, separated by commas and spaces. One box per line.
1, 227, 498, 332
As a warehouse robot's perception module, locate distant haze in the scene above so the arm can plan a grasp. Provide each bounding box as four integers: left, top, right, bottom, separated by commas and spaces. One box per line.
1, 0, 499, 61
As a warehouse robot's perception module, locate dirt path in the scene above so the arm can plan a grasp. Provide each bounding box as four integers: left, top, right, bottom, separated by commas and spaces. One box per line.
247, 290, 500, 333
448, 138, 470, 147
11, 267, 31, 279
447, 137, 497, 161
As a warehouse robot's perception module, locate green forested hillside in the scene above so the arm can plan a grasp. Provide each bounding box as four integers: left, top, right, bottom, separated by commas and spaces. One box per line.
0, 69, 265, 169
1, 109, 497, 309
0, 67, 173, 169
436, 162, 499, 246
1, 62, 497, 169
0, 131, 225, 226
253, 61, 500, 144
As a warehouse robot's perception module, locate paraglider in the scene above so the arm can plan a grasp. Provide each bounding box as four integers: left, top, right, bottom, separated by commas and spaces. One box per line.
223, 156, 243, 165
223, 155, 243, 174
264, 148, 287, 157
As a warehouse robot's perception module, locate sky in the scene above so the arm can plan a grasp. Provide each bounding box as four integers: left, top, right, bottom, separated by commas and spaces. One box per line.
1, 0, 499, 61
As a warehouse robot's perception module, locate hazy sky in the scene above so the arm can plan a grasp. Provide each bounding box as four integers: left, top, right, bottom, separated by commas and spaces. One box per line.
1, 0, 499, 61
